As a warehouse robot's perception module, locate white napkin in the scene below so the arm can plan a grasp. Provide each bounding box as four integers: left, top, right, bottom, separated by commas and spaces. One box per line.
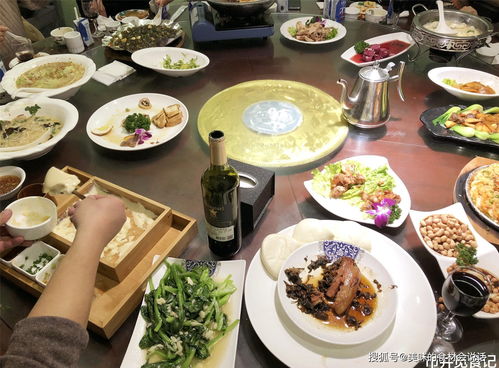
92, 61, 135, 86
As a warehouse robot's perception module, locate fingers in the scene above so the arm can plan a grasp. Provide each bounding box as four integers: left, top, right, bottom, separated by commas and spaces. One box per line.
0, 236, 26, 252
0, 209, 12, 226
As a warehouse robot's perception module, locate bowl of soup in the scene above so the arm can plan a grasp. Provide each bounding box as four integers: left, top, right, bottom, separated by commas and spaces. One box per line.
5, 196, 57, 240
0, 97, 78, 162
0, 54, 96, 100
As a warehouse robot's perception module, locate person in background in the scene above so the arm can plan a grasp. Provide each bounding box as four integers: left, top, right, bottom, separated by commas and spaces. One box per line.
98, 0, 174, 18
0, 195, 126, 367
0, 0, 47, 66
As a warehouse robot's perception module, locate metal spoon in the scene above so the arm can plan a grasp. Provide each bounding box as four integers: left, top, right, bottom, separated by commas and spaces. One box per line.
435, 0, 457, 35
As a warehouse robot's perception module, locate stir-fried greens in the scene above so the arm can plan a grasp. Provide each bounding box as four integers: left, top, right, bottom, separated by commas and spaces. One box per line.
139, 261, 239, 368
163, 55, 199, 70
432, 104, 499, 143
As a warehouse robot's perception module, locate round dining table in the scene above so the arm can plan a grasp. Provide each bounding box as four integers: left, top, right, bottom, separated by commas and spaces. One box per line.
1, 1, 498, 367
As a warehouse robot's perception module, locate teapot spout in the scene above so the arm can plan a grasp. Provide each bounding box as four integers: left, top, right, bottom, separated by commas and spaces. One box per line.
337, 79, 351, 109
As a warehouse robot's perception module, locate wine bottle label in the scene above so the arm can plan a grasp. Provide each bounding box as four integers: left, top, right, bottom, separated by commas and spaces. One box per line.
205, 221, 235, 242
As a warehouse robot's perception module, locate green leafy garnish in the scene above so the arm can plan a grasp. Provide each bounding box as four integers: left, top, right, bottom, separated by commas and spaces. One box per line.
388, 204, 401, 224
455, 243, 478, 267
25, 104, 41, 116
288, 26, 297, 37
305, 16, 323, 25
163, 55, 199, 70
123, 113, 151, 133
354, 41, 370, 54
325, 28, 338, 40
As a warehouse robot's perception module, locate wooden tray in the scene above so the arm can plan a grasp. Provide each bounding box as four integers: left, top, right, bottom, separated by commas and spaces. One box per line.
453, 156, 499, 246
0, 167, 197, 338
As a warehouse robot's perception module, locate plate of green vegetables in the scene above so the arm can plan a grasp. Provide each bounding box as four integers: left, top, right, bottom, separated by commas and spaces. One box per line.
420, 104, 499, 147
120, 257, 245, 368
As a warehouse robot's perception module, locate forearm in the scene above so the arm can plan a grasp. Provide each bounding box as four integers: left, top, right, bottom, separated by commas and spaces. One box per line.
28, 232, 107, 327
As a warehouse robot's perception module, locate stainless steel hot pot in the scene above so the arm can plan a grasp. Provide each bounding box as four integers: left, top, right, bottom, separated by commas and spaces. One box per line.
410, 5, 494, 53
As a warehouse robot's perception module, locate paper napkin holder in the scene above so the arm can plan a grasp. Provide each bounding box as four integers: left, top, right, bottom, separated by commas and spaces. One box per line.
229, 159, 275, 236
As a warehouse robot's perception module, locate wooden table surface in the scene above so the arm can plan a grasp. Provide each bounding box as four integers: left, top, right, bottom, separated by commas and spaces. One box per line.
1, 2, 499, 367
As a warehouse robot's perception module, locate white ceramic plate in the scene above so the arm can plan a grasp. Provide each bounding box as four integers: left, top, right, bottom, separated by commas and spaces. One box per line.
409, 202, 499, 319
341, 32, 414, 67
0, 54, 96, 100
120, 257, 245, 368
86, 93, 188, 151
277, 241, 398, 345
131, 47, 209, 77
427, 67, 499, 102
0, 97, 79, 162
115, 9, 149, 21
280, 17, 347, 45
304, 155, 411, 228
245, 220, 436, 368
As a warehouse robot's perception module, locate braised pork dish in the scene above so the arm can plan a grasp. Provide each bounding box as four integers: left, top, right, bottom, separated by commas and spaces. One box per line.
284, 256, 378, 330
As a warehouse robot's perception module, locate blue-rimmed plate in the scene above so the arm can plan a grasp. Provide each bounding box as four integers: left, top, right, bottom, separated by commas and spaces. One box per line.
120, 257, 246, 368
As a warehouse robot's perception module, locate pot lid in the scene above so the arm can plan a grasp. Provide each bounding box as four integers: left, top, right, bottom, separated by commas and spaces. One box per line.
359, 62, 390, 82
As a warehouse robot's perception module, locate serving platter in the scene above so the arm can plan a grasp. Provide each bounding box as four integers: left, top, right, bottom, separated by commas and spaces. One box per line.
453, 157, 499, 245
245, 220, 436, 368
304, 155, 411, 228
115, 9, 149, 21
409, 202, 499, 319
121, 257, 245, 368
280, 17, 347, 45
0, 166, 197, 338
420, 105, 498, 149
340, 32, 414, 67
86, 93, 188, 151
465, 164, 499, 231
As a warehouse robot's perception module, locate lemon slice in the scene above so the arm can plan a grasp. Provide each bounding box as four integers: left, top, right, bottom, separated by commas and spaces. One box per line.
91, 123, 113, 136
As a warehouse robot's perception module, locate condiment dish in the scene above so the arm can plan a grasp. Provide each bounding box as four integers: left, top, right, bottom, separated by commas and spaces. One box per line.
5, 196, 57, 240
50, 27, 74, 45
427, 67, 499, 101
36, 254, 64, 286
131, 47, 210, 77
11, 240, 60, 280
0, 166, 26, 201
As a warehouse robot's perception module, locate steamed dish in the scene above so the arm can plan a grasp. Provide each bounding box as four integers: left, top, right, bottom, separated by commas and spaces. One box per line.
284, 255, 378, 330
423, 21, 480, 37
53, 183, 157, 265
15, 62, 85, 89
0, 108, 63, 151
260, 219, 372, 279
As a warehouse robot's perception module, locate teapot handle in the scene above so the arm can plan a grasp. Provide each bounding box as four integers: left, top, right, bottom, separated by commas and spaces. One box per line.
389, 61, 405, 102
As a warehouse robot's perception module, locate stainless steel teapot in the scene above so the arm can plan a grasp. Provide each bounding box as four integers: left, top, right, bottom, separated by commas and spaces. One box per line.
337, 61, 405, 128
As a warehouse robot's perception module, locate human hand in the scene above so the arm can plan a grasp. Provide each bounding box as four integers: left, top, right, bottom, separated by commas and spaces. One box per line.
0, 26, 8, 43
68, 195, 126, 247
0, 209, 29, 253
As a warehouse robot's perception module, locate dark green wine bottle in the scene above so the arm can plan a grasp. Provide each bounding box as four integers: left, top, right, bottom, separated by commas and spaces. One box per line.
201, 130, 241, 257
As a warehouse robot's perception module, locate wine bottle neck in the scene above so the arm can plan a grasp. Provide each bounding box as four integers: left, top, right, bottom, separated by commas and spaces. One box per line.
209, 139, 228, 166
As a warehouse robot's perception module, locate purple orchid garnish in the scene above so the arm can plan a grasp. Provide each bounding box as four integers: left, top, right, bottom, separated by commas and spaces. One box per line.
134, 128, 152, 145
366, 198, 397, 228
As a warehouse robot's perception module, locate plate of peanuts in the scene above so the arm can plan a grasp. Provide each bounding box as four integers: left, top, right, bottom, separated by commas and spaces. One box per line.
409, 202, 499, 318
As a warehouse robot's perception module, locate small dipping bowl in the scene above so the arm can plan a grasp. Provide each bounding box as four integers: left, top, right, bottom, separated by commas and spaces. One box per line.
345, 6, 360, 20
0, 166, 26, 201
5, 196, 57, 240
105, 20, 120, 32
50, 26, 74, 45
121, 16, 140, 24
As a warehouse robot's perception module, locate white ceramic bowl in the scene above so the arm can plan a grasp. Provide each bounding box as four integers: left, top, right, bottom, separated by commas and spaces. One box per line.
0, 97, 79, 162
277, 241, 398, 345
0, 166, 26, 201
5, 196, 57, 240
475, 44, 499, 64
131, 47, 209, 77
365, 8, 387, 23
50, 27, 74, 45
428, 67, 499, 102
0, 53, 96, 100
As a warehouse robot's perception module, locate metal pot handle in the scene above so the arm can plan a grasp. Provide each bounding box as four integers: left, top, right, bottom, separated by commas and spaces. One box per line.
389, 61, 405, 102
412, 4, 428, 16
